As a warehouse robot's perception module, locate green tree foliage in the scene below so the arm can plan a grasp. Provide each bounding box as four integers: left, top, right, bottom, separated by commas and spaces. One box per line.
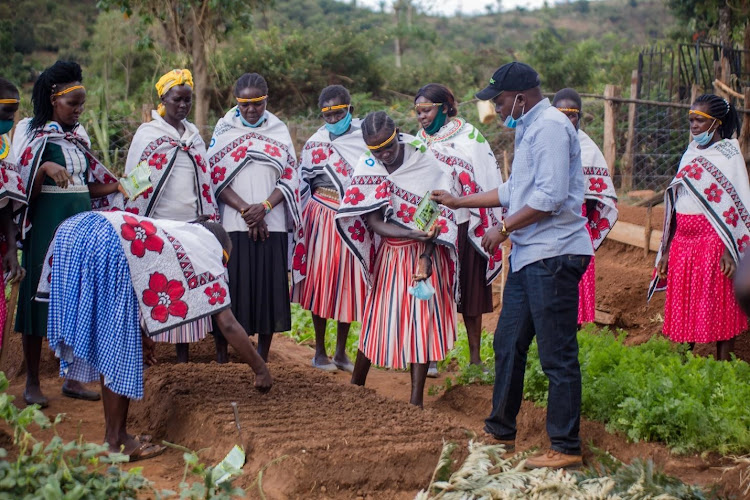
96, 0, 272, 130
525, 28, 597, 92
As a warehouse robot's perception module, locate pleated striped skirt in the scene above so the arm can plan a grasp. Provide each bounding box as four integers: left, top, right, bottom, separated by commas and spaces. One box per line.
359, 238, 456, 369
292, 192, 365, 322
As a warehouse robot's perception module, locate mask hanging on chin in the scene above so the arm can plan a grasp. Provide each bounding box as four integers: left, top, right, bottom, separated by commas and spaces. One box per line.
325, 110, 352, 136
240, 112, 266, 128
502, 95, 524, 129
692, 120, 716, 146
424, 105, 448, 135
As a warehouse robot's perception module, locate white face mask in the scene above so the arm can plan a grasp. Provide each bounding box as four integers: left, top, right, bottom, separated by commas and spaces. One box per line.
692, 120, 716, 146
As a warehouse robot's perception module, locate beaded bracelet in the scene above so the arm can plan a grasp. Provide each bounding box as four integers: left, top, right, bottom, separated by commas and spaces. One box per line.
262, 200, 273, 214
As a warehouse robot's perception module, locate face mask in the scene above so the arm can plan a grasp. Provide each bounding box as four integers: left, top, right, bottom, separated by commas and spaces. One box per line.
240, 112, 266, 128
502, 95, 524, 129
325, 110, 352, 136
692, 121, 716, 146
408, 280, 435, 301
424, 105, 447, 135
0, 120, 12, 136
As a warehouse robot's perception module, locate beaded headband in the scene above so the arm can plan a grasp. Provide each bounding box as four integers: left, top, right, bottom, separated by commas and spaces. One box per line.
321, 103, 349, 113
237, 95, 267, 103
366, 129, 397, 151
689, 109, 722, 125
53, 85, 85, 97
557, 107, 580, 114
0, 98, 19, 104
414, 102, 443, 110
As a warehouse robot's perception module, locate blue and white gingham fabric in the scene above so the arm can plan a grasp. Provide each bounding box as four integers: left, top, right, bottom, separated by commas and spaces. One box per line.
46, 212, 144, 399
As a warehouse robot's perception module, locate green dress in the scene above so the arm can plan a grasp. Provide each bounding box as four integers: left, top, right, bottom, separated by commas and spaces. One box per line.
16, 142, 92, 336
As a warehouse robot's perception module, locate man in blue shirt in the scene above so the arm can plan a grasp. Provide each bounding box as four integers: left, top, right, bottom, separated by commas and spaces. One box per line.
432, 61, 593, 469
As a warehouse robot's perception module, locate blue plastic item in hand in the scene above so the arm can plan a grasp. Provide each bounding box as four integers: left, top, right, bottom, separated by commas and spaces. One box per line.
408, 280, 435, 301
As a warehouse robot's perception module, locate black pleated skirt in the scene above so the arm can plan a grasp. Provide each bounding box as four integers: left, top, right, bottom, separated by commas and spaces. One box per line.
457, 222, 494, 316
220, 231, 291, 336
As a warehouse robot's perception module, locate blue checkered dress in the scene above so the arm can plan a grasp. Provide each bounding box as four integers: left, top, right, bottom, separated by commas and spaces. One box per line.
46, 212, 144, 399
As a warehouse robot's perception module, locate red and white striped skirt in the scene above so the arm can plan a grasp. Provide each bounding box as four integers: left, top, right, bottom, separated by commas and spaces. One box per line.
359, 238, 456, 369
151, 317, 211, 344
664, 213, 747, 343
292, 192, 365, 323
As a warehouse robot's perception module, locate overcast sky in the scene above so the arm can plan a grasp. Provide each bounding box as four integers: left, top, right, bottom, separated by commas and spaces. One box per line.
351, 0, 549, 16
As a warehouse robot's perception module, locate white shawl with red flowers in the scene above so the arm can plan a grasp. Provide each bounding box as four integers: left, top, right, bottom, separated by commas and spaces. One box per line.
12, 119, 119, 236
207, 108, 305, 283
37, 211, 229, 336
335, 134, 459, 290
120, 111, 217, 219
579, 130, 618, 250
0, 134, 28, 213
648, 138, 750, 299
419, 118, 504, 284
299, 120, 366, 203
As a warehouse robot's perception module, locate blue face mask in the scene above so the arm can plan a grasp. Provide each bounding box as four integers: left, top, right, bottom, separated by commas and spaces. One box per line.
408, 280, 435, 301
325, 110, 352, 136
502, 95, 524, 129
692, 121, 716, 146
0, 120, 13, 136
240, 112, 266, 128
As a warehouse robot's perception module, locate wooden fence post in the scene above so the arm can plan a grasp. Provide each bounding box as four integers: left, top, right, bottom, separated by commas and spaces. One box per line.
621, 70, 638, 191
603, 84, 621, 176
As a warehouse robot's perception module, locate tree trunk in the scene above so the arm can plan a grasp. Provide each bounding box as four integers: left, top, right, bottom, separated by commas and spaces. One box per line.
719, 5, 731, 47
191, 20, 210, 138
393, 2, 401, 69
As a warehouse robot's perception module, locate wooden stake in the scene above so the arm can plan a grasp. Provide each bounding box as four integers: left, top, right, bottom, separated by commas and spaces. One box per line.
644, 205, 652, 258
741, 87, 750, 170
603, 85, 621, 176
621, 70, 638, 191
502, 150, 510, 182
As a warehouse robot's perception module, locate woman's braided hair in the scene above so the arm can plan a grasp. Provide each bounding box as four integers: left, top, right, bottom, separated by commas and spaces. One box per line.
234, 73, 268, 96
361, 111, 396, 142
693, 93, 740, 140
318, 85, 351, 108
29, 60, 83, 133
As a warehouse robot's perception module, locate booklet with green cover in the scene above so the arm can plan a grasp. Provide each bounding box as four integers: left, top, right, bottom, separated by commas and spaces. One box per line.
119, 161, 152, 200
414, 191, 440, 231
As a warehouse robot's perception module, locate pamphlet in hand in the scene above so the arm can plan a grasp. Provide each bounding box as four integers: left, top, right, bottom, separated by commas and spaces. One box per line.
119, 161, 152, 200
414, 191, 440, 231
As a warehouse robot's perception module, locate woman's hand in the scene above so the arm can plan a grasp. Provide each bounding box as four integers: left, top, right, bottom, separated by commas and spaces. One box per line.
254, 366, 273, 393
657, 251, 669, 280
413, 254, 433, 282
42, 162, 72, 189
720, 248, 736, 279
482, 227, 507, 254
249, 220, 270, 242
408, 224, 439, 243
241, 204, 266, 227
2, 248, 24, 284
431, 190, 459, 209
142, 334, 158, 366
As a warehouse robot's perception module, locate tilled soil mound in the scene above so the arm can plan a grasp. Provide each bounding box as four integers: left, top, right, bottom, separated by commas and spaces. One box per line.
129, 360, 468, 499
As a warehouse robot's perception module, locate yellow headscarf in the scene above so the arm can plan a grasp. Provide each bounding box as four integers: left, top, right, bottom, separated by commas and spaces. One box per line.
155, 69, 194, 116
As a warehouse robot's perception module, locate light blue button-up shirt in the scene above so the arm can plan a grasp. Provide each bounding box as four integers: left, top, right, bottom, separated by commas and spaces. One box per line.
497, 98, 593, 272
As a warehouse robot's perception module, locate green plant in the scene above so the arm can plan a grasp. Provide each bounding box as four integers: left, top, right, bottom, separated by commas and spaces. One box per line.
285, 303, 361, 361
415, 441, 710, 499
432, 325, 750, 455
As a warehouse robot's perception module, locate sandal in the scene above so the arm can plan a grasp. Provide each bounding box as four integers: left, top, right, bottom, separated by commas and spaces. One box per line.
62, 386, 101, 401
333, 359, 355, 373
311, 358, 338, 372
126, 441, 167, 463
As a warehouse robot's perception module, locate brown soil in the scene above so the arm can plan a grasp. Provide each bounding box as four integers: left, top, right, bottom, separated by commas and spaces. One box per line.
1, 201, 749, 499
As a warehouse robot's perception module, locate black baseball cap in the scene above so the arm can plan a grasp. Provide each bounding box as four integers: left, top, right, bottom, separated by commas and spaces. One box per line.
475, 62, 541, 101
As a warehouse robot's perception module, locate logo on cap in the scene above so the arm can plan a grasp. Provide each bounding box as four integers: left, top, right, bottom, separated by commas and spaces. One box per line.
489, 78, 496, 84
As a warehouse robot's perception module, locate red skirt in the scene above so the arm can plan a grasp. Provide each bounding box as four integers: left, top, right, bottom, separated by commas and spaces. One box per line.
359, 238, 456, 369
578, 202, 596, 323
292, 193, 365, 323
664, 213, 747, 343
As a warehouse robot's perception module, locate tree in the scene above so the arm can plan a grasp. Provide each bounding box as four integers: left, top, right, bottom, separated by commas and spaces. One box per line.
97, 0, 271, 132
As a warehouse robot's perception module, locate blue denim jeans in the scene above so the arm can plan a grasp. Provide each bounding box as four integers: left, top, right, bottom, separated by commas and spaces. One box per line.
484, 254, 590, 455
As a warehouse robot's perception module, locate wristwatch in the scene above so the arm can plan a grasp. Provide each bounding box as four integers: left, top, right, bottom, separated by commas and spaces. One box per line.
499, 220, 511, 237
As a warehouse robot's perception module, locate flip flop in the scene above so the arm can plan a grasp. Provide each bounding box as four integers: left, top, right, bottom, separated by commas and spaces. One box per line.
23, 390, 49, 409
333, 359, 355, 373
311, 358, 338, 372
62, 386, 101, 401
127, 441, 166, 463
